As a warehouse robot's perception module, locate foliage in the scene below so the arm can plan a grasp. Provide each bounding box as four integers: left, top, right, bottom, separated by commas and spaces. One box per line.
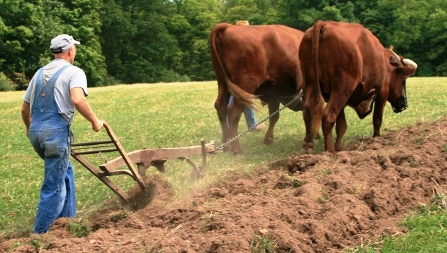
0, 72, 16, 91
0, 0, 107, 88
0, 0, 446, 86
100, 0, 182, 84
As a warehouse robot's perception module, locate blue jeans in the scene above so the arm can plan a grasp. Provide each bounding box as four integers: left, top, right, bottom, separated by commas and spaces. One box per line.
28, 121, 76, 233
228, 96, 257, 128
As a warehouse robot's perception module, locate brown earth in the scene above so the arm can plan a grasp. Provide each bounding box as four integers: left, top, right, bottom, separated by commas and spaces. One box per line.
2, 118, 447, 253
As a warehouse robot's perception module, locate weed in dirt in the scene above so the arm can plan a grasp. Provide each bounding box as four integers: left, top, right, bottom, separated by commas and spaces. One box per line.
317, 195, 329, 204
292, 179, 303, 188
383, 140, 394, 146
320, 167, 331, 176
109, 211, 127, 222
411, 137, 424, 144
31, 238, 51, 251
442, 144, 447, 154
250, 233, 277, 253
66, 221, 92, 238
432, 194, 447, 210
316, 167, 331, 183
199, 212, 214, 232
284, 174, 303, 188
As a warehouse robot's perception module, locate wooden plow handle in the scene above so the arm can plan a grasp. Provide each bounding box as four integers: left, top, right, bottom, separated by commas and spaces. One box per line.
70, 122, 216, 203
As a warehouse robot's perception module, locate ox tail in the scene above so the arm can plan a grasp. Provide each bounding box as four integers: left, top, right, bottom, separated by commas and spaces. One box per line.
210, 24, 257, 109
309, 20, 326, 137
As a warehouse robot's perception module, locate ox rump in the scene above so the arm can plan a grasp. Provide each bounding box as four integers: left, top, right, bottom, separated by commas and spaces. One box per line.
210, 22, 304, 154
299, 20, 417, 154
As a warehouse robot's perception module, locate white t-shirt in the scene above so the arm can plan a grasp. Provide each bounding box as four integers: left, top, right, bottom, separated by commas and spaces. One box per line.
24, 58, 88, 121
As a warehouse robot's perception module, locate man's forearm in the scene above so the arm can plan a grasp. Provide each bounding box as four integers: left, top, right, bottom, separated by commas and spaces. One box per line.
73, 98, 99, 124
21, 102, 31, 130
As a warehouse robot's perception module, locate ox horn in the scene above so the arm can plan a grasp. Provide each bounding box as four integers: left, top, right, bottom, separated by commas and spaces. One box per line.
402, 59, 417, 68
386, 48, 401, 65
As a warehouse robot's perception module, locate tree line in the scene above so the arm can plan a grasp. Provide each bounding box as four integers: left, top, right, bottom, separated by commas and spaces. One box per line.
1, 0, 446, 91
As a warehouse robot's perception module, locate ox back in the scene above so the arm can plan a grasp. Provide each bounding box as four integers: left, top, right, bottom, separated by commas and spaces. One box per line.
210, 22, 304, 154
300, 20, 417, 154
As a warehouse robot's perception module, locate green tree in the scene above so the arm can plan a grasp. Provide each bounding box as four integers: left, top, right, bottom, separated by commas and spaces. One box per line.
63, 0, 107, 86
277, 0, 327, 30
420, 2, 447, 76
100, 0, 182, 83
277, 0, 360, 31
0, 0, 107, 88
362, 0, 447, 76
173, 0, 222, 81
221, 0, 279, 25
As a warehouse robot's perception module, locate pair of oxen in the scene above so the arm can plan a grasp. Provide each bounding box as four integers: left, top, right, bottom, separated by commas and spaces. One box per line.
210, 20, 417, 155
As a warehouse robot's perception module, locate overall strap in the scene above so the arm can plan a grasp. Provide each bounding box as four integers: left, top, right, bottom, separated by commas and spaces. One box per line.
35, 67, 44, 86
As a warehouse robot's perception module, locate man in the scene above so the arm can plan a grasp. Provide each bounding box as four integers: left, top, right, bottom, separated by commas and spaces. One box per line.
21, 34, 104, 233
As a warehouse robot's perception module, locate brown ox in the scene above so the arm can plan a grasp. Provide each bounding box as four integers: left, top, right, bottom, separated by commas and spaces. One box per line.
210, 22, 304, 154
299, 20, 417, 154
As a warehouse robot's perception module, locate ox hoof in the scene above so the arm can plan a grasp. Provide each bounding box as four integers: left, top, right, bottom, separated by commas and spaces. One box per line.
301, 148, 313, 155
328, 149, 337, 155
264, 137, 273, 145
302, 142, 314, 154
232, 150, 244, 155
322, 150, 337, 156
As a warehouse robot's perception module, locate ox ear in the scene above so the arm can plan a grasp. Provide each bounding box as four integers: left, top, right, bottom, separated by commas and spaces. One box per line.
384, 46, 401, 66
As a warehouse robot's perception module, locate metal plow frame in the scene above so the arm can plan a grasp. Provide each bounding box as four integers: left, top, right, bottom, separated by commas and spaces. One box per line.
70, 122, 215, 202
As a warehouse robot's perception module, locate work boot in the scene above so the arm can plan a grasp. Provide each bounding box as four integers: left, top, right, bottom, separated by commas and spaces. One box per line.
255, 123, 265, 131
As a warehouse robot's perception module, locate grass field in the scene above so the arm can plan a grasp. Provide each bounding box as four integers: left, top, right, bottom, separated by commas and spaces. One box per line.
1, 78, 447, 250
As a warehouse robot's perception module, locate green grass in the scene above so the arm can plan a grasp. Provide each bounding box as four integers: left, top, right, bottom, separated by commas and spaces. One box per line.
383, 208, 447, 252
1, 78, 447, 251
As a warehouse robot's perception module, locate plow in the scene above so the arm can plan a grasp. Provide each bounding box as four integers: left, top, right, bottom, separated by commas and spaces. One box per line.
70, 95, 298, 206
70, 122, 216, 205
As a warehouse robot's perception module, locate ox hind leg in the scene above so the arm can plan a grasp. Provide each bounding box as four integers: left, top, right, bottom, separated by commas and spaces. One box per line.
227, 98, 246, 154
322, 97, 348, 154
334, 108, 347, 152
214, 85, 231, 152
302, 103, 318, 154
302, 85, 324, 154
264, 100, 280, 145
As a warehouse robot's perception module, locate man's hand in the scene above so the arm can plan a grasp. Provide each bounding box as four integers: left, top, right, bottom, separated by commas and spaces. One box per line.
92, 119, 104, 132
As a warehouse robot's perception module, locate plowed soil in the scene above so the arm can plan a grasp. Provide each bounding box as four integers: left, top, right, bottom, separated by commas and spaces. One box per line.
2, 118, 447, 253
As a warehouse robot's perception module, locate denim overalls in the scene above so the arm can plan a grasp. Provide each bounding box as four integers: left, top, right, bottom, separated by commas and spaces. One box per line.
28, 65, 76, 233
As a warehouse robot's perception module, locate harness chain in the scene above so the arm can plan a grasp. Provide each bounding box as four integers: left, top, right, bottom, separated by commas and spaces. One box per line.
215, 91, 303, 152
